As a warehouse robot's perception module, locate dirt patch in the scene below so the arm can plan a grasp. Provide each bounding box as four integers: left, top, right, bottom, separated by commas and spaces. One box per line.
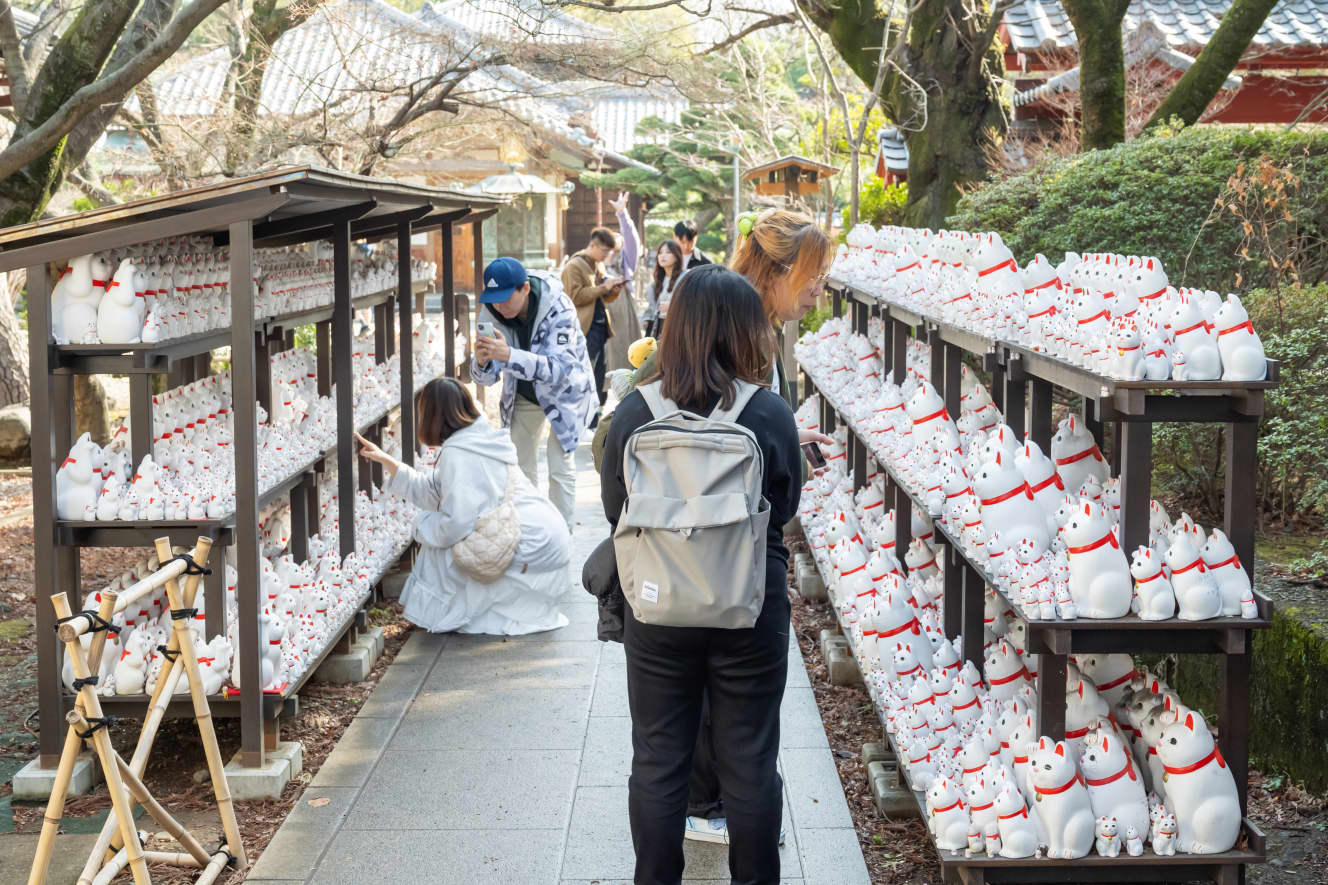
786, 536, 940, 885
0, 472, 32, 520
0, 519, 143, 765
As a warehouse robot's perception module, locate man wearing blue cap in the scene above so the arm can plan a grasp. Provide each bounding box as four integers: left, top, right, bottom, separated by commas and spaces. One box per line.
472, 256, 596, 530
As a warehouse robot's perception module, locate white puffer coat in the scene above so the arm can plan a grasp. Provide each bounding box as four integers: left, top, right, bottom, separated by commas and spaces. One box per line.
386, 418, 570, 635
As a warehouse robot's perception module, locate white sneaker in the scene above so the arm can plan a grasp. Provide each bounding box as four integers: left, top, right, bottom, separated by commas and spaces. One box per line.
684, 816, 729, 844
682, 817, 786, 846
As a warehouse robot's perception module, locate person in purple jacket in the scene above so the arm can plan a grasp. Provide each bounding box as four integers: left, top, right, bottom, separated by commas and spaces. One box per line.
603, 191, 643, 373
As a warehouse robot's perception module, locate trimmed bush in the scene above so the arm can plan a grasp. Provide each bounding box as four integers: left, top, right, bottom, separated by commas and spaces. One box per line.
948, 127, 1328, 292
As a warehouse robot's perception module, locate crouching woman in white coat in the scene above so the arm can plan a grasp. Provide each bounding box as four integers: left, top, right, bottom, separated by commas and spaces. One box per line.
355, 378, 571, 635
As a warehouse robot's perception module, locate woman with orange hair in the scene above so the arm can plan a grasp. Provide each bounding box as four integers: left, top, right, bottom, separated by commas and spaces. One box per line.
730, 208, 833, 403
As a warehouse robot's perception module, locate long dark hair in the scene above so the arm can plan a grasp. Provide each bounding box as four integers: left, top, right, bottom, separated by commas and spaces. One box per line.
415, 378, 480, 446
652, 240, 684, 295
653, 265, 774, 411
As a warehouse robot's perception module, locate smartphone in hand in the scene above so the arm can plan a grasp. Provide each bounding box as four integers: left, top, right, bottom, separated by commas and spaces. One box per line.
476, 321, 498, 339
802, 442, 827, 470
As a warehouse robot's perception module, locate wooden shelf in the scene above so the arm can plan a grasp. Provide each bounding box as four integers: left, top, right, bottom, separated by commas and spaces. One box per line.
806, 364, 1273, 650
51, 281, 430, 375
828, 279, 1278, 415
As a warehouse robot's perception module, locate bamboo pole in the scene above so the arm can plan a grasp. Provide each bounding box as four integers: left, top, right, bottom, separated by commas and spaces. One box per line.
155, 537, 247, 869
26, 587, 119, 885
89, 850, 218, 885
57, 557, 190, 642
50, 593, 151, 885
65, 710, 211, 868
89, 536, 212, 878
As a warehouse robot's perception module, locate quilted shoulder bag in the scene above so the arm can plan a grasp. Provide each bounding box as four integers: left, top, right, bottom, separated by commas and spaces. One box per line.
451, 466, 521, 582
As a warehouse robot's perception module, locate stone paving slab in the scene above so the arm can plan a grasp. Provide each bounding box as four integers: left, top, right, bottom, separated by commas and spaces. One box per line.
392, 686, 592, 751
312, 828, 566, 885
342, 748, 580, 831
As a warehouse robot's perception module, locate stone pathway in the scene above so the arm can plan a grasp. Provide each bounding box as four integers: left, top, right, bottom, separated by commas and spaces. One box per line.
247, 443, 871, 885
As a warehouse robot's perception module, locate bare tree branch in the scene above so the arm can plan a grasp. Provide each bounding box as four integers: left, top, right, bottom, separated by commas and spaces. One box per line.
698, 13, 797, 56
560, 0, 712, 12
966, 0, 1017, 87
70, 161, 115, 205
0, 0, 228, 184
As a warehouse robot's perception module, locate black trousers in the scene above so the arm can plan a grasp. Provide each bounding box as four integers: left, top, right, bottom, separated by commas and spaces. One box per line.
624, 593, 789, 885
585, 317, 609, 407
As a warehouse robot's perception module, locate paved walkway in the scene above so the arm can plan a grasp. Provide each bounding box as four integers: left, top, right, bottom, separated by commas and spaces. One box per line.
248, 444, 871, 885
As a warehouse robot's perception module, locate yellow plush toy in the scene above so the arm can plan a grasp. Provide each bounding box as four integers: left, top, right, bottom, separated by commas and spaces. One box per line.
628, 336, 657, 368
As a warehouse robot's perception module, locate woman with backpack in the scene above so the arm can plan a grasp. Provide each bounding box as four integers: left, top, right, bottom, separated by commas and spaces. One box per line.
600, 265, 802, 884
355, 378, 570, 635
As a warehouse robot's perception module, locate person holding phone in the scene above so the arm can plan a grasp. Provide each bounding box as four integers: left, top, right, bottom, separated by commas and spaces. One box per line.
562, 227, 623, 425
472, 257, 597, 531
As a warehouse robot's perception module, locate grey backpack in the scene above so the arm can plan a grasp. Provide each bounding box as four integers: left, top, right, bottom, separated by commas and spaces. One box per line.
613, 381, 771, 628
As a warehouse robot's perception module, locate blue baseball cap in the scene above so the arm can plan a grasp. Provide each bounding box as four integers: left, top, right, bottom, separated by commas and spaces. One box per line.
481, 257, 528, 303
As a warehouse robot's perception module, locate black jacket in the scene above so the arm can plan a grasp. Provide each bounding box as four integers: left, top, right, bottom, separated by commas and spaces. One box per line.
581, 536, 626, 642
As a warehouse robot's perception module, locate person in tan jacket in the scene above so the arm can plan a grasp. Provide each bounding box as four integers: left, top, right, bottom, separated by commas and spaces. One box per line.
562, 227, 624, 422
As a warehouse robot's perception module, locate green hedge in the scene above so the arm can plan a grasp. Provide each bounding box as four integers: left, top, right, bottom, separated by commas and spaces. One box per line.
1146, 608, 1328, 792
948, 127, 1328, 292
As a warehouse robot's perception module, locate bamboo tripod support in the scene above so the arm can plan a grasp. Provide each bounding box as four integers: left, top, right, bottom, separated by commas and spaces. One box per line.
27, 536, 246, 885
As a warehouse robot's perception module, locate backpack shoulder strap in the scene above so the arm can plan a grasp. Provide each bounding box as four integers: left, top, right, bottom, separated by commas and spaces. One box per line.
637, 382, 679, 420
708, 381, 761, 423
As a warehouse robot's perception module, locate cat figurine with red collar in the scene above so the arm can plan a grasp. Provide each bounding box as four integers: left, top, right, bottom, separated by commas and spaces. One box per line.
983, 639, 1030, 704
926, 776, 972, 851
1157, 711, 1240, 853
876, 595, 935, 676
1212, 293, 1266, 381
1109, 320, 1147, 381
975, 452, 1050, 556
1079, 730, 1150, 844
1199, 528, 1258, 618
1013, 439, 1065, 534
1094, 816, 1122, 857
1050, 416, 1107, 498
993, 781, 1040, 857
1062, 500, 1132, 618
1030, 738, 1095, 859
1130, 545, 1177, 621
1152, 810, 1178, 856
1124, 824, 1145, 856
1166, 533, 1223, 621
1077, 653, 1139, 708
1168, 295, 1222, 380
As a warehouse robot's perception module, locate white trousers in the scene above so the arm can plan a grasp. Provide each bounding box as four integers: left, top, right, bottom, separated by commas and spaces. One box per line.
510, 397, 576, 531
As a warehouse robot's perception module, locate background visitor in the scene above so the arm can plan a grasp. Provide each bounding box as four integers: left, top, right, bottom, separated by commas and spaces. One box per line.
604, 191, 643, 372
563, 227, 625, 424
674, 219, 711, 272
641, 240, 683, 339
472, 256, 596, 531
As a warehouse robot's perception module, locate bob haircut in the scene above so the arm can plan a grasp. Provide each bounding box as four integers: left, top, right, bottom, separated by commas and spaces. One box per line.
729, 209, 831, 320
651, 265, 774, 412
415, 377, 481, 446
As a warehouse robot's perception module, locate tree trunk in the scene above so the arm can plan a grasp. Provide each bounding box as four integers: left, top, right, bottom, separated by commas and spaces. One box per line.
1144, 0, 1280, 129
802, 0, 1009, 228
74, 375, 109, 446
225, 0, 326, 174
0, 0, 139, 226
1062, 0, 1130, 150
0, 296, 29, 408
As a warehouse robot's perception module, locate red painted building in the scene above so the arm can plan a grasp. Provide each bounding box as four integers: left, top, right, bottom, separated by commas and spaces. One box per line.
1003, 0, 1328, 127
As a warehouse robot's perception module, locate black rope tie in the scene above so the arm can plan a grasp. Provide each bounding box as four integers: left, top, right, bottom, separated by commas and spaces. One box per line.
156, 645, 181, 663
71, 675, 98, 690
170, 553, 212, 577
169, 607, 198, 621
211, 845, 238, 867
55, 611, 120, 636
75, 716, 115, 740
